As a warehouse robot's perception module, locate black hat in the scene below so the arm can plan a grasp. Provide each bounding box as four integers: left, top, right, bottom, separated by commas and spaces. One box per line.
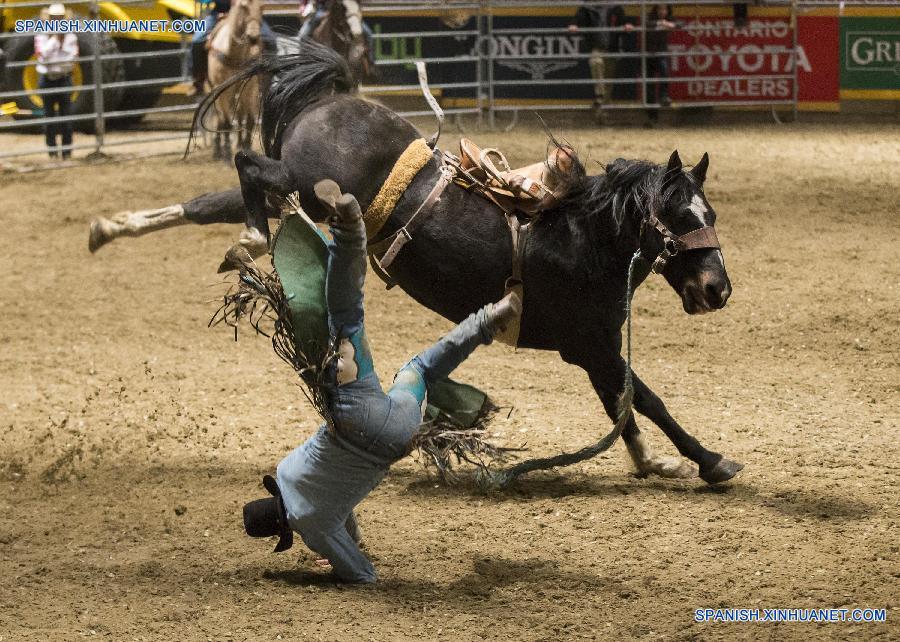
243, 474, 294, 553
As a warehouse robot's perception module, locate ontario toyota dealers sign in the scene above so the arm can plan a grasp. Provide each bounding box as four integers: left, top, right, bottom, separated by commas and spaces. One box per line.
668, 17, 839, 103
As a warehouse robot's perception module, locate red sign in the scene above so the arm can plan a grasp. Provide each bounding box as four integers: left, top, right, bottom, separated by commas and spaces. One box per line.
667, 16, 839, 103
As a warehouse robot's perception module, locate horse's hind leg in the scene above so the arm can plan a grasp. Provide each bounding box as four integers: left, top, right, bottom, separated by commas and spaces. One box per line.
88, 189, 250, 253
88, 204, 189, 253
234, 149, 294, 251
630, 373, 743, 484
182, 188, 248, 225
589, 370, 697, 480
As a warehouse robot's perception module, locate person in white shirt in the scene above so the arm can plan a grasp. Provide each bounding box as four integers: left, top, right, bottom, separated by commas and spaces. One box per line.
34, 3, 78, 159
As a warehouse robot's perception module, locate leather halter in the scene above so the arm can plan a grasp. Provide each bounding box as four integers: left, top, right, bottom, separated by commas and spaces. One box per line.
642, 212, 720, 274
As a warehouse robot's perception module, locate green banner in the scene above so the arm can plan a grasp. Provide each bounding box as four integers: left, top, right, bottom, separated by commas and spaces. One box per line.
840, 17, 900, 94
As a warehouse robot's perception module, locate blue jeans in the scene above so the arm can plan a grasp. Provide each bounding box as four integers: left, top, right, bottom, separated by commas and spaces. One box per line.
276, 214, 494, 582
39, 74, 73, 157
299, 8, 328, 39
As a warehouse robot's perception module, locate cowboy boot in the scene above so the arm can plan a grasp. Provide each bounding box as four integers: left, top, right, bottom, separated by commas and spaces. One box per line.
482, 291, 522, 339
314, 180, 362, 229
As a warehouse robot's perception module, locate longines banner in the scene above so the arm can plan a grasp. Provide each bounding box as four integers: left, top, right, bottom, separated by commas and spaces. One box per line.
840, 17, 900, 99
369, 12, 594, 103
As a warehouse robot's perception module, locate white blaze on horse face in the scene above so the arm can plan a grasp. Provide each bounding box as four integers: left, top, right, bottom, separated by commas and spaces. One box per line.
687, 191, 726, 271
688, 193, 708, 225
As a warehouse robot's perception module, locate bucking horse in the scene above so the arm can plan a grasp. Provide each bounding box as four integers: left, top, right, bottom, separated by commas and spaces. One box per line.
90, 42, 742, 485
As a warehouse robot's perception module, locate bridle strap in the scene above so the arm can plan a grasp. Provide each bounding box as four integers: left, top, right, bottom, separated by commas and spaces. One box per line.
643, 213, 720, 274
677, 225, 720, 252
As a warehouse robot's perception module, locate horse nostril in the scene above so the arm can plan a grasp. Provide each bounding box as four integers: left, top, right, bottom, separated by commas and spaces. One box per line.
705, 280, 730, 308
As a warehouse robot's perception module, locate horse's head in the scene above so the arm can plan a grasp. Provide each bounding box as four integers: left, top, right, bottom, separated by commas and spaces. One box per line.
233, 0, 262, 44
643, 150, 731, 315
319, 0, 376, 84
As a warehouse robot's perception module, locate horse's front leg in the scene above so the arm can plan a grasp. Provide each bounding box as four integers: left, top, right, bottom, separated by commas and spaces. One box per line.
631, 373, 743, 484
587, 369, 697, 480
228, 150, 294, 269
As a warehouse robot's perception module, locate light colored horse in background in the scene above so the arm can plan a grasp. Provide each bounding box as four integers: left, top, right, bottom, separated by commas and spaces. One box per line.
205, 0, 262, 160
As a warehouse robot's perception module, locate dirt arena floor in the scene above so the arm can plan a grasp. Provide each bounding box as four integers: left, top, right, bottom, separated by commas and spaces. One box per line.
1, 119, 898, 640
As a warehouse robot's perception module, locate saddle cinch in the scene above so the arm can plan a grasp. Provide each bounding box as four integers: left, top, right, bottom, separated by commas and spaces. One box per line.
451, 138, 578, 216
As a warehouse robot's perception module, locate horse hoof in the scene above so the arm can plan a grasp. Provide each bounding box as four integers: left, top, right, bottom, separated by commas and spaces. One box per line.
237, 227, 268, 258
88, 219, 111, 253
699, 457, 744, 485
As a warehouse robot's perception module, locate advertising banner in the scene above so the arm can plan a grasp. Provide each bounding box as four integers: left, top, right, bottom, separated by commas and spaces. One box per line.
303, 8, 846, 107
667, 16, 839, 104
368, 12, 594, 103
840, 17, 900, 99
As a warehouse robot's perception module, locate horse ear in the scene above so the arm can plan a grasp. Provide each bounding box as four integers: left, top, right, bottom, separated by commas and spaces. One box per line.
691, 152, 709, 183
666, 150, 682, 175
663, 150, 682, 189
605, 157, 626, 175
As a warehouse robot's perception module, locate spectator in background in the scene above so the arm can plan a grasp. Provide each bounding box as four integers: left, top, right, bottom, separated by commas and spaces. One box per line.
34, 3, 78, 159
190, 0, 228, 96
568, 2, 626, 122
644, 3, 675, 126
299, 0, 375, 65
733, 3, 748, 29
190, 0, 276, 96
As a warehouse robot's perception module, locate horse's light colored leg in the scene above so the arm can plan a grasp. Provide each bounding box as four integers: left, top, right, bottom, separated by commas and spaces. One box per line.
626, 432, 697, 479
89, 204, 188, 253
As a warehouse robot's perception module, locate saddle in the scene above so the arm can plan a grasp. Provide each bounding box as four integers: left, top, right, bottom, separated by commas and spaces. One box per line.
453, 138, 577, 216
366, 137, 580, 346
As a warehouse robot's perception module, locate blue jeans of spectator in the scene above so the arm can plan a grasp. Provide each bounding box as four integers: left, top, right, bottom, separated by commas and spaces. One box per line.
299, 8, 328, 39
646, 55, 669, 104
39, 74, 73, 157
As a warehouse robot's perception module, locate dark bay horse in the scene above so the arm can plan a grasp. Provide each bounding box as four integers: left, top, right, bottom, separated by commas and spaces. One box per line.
96, 42, 741, 484
204, 42, 742, 485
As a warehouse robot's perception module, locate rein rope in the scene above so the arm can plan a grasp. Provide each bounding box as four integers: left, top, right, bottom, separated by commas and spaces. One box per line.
477, 250, 643, 491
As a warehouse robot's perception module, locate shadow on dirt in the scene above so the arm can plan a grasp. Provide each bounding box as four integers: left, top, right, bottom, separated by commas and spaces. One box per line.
398, 467, 874, 522
262, 555, 617, 601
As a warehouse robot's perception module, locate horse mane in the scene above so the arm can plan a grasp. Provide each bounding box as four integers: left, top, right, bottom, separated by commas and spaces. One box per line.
549, 153, 690, 235
258, 42, 356, 158
188, 39, 355, 160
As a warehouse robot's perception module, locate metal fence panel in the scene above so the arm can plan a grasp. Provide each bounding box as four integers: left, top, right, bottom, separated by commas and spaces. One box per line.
0, 0, 880, 164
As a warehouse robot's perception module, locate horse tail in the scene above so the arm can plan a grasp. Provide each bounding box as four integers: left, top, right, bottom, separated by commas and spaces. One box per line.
187, 39, 355, 160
